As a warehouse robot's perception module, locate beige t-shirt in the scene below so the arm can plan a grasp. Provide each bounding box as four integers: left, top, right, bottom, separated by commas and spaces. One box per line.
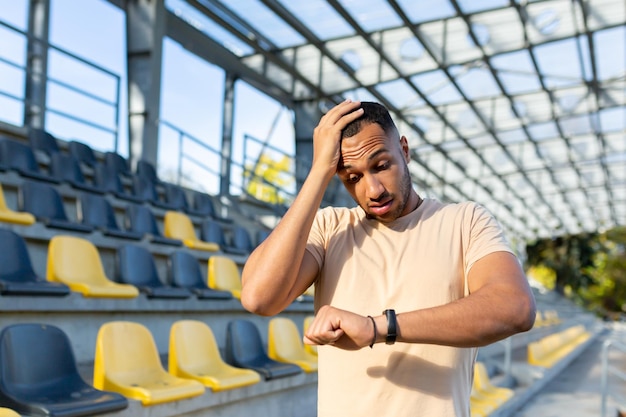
306, 199, 514, 417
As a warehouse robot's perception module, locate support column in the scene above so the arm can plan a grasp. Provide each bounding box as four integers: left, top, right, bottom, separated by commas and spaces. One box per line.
294, 100, 322, 191
23, 0, 50, 130
125, 0, 165, 169
220, 74, 236, 196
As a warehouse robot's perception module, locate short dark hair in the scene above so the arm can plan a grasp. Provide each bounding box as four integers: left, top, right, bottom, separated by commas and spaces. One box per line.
341, 102, 399, 139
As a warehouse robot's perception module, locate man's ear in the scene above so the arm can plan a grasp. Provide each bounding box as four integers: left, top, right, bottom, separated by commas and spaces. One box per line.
399, 136, 410, 163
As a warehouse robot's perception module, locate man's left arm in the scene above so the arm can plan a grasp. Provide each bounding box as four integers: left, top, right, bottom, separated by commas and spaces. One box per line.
304, 251, 536, 349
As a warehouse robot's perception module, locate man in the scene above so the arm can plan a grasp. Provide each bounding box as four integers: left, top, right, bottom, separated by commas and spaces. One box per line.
241, 100, 536, 416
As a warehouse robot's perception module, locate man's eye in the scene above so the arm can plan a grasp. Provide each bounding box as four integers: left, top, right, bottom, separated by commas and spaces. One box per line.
346, 175, 360, 184
377, 162, 390, 171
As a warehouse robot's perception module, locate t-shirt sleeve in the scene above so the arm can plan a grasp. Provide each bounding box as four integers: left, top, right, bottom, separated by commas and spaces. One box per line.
464, 202, 515, 276
305, 208, 327, 270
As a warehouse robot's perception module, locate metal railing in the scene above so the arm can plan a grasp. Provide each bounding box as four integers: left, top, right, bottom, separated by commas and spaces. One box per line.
601, 338, 626, 417
0, 18, 121, 151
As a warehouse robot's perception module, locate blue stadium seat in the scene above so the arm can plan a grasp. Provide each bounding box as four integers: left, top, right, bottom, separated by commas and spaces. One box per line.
232, 225, 254, 254
50, 152, 104, 194
192, 191, 233, 223
103, 151, 131, 179
124, 203, 183, 246
201, 219, 247, 256
169, 250, 233, 300
0, 138, 58, 183
0, 228, 70, 296
28, 128, 61, 157
19, 180, 94, 233
132, 175, 178, 210
68, 140, 98, 170
94, 162, 142, 203
224, 319, 302, 381
78, 193, 143, 240
163, 182, 206, 216
0, 323, 128, 416
135, 159, 162, 185
117, 244, 192, 299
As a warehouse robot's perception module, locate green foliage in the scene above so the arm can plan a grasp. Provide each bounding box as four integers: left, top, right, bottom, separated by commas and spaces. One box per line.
526, 227, 626, 319
244, 153, 293, 204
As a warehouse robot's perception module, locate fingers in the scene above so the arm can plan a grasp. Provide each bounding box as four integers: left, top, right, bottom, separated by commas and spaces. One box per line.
320, 99, 363, 127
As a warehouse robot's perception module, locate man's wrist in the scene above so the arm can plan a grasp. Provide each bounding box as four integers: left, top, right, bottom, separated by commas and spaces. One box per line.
383, 309, 397, 345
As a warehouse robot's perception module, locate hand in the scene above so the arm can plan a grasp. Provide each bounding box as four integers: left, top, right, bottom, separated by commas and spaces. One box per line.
311, 99, 363, 179
303, 305, 374, 350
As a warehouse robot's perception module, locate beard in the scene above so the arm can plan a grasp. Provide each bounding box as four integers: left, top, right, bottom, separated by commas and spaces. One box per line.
363, 163, 413, 222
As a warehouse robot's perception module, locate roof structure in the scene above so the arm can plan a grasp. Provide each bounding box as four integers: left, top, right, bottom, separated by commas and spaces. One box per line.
168, 0, 625, 243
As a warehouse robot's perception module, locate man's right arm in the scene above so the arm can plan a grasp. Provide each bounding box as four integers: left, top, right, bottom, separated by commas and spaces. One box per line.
240, 99, 363, 316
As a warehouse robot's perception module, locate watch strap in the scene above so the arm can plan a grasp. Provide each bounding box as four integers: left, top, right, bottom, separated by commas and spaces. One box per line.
383, 309, 397, 345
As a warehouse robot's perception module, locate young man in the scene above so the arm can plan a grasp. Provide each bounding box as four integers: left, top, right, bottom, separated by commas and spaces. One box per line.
241, 100, 536, 416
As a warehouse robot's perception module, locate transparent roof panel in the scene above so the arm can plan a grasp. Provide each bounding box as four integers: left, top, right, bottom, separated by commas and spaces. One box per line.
173, 0, 625, 240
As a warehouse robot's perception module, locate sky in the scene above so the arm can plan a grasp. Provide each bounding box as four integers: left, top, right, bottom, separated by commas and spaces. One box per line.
0, 0, 296, 196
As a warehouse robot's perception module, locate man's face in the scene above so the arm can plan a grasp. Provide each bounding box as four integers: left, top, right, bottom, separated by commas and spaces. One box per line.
337, 122, 413, 223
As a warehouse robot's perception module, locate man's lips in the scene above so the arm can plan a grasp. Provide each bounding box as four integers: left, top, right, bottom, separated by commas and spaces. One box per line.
369, 199, 393, 216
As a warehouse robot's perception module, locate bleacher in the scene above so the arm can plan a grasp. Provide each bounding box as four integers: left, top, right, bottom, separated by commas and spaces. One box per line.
0, 125, 316, 417
0, 124, 607, 417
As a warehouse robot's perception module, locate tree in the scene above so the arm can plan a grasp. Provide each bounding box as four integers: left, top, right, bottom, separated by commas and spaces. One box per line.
244, 153, 293, 205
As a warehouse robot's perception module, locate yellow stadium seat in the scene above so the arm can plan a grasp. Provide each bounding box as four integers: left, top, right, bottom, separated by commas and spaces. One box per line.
473, 362, 514, 402
268, 317, 318, 373
0, 183, 35, 225
303, 315, 317, 356
163, 211, 219, 252
94, 321, 205, 406
46, 236, 139, 298
169, 320, 260, 391
528, 325, 590, 367
0, 408, 20, 417
207, 255, 242, 299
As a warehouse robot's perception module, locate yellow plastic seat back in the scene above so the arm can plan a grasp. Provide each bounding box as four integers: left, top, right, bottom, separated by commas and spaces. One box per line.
163, 211, 219, 252
0, 408, 20, 417
169, 320, 260, 391
46, 236, 138, 298
303, 315, 318, 356
0, 183, 35, 225
94, 321, 205, 405
268, 317, 318, 373
208, 256, 242, 299
473, 362, 513, 401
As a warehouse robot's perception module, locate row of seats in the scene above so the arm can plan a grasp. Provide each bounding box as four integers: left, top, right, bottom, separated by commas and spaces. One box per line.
0, 177, 264, 255
534, 310, 562, 328
8, 130, 228, 216
0, 317, 315, 415
0, 228, 234, 299
527, 324, 590, 368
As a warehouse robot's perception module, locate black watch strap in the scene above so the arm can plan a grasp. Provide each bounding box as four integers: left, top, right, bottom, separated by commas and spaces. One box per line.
383, 309, 397, 345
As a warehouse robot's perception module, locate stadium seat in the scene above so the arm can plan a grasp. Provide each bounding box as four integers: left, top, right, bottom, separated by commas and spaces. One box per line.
528, 324, 590, 367
232, 225, 254, 254
169, 250, 233, 299
46, 235, 139, 298
0, 323, 128, 417
192, 191, 233, 223
124, 203, 183, 246
104, 151, 131, 179
116, 244, 192, 299
207, 255, 242, 299
256, 229, 271, 246
132, 175, 178, 210
50, 152, 104, 194
163, 182, 206, 216
169, 320, 261, 391
302, 315, 317, 356
163, 210, 220, 252
68, 140, 98, 170
0, 138, 58, 183
0, 408, 20, 417
0, 228, 70, 296
28, 127, 61, 156
224, 320, 302, 381
20, 180, 94, 233
94, 162, 143, 203
78, 192, 143, 240
135, 159, 162, 185
473, 362, 514, 402
93, 321, 205, 405
201, 219, 247, 256
0, 183, 35, 225
268, 317, 318, 373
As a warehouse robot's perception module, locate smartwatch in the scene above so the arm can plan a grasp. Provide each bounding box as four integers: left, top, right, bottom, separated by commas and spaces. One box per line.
383, 309, 397, 345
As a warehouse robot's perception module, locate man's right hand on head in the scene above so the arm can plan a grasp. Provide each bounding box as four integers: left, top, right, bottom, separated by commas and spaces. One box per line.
311, 99, 363, 180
